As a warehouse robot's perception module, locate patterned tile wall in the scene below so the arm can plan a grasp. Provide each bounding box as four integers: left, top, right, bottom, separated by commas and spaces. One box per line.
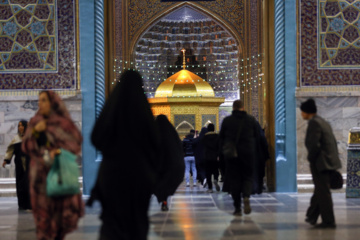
219, 106, 231, 128
346, 150, 360, 197
128, 0, 244, 41
174, 114, 195, 130
114, 0, 122, 61
201, 114, 216, 129
134, 16, 240, 101
301, 0, 360, 86
250, 0, 260, 120
0, 0, 77, 89
318, 0, 360, 68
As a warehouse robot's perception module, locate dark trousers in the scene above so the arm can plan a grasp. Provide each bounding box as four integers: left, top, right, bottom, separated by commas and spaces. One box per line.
98, 161, 153, 240
227, 160, 253, 209
205, 161, 219, 189
99, 191, 151, 240
196, 162, 206, 183
306, 165, 335, 224
218, 157, 225, 181
15, 168, 31, 210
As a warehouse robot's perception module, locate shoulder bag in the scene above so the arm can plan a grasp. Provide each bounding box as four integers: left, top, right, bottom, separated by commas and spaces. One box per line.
329, 170, 343, 190
222, 118, 244, 159
46, 148, 80, 197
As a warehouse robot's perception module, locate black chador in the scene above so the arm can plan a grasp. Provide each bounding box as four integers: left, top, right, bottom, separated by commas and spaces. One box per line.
88, 70, 162, 240
154, 115, 184, 207
4, 130, 31, 210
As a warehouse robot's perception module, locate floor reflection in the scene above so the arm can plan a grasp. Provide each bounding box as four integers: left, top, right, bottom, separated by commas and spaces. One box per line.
2, 185, 360, 240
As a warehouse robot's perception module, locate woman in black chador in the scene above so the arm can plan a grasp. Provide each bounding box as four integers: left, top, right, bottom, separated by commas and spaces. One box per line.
87, 70, 161, 240
154, 115, 184, 211
2, 120, 31, 210
193, 127, 208, 186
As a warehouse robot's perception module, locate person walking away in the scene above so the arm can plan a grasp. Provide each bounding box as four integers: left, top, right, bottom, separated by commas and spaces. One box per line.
219, 100, 259, 216
183, 129, 197, 187
202, 123, 220, 193
192, 127, 208, 187
301, 98, 341, 229
2, 120, 32, 211
218, 153, 226, 183
252, 122, 270, 194
87, 70, 162, 240
22, 91, 84, 240
154, 115, 185, 211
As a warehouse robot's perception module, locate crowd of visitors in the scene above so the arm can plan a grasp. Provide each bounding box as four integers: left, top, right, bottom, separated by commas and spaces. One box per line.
1, 70, 342, 239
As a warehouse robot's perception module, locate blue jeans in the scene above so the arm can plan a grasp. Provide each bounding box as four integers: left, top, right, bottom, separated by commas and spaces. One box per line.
184, 156, 197, 184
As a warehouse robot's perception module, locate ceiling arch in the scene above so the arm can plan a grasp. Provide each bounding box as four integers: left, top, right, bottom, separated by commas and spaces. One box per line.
130, 2, 244, 56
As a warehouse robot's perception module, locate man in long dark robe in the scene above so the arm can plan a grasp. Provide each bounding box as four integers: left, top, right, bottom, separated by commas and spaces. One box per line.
219, 100, 259, 216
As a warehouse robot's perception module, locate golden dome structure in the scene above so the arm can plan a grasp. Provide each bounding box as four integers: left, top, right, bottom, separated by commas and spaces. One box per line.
154, 69, 215, 98
148, 49, 225, 137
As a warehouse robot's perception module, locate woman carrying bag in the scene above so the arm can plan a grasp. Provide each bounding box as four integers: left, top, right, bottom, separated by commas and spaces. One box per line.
22, 90, 84, 240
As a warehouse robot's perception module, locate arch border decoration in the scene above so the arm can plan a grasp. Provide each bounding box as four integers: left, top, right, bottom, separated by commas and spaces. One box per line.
129, 2, 244, 59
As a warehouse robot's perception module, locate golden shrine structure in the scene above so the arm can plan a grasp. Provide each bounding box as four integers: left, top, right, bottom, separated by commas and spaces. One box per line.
148, 49, 225, 137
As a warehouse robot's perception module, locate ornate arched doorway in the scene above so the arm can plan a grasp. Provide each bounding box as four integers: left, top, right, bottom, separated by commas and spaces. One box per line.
106, 1, 267, 125
103, 0, 274, 189
132, 6, 241, 104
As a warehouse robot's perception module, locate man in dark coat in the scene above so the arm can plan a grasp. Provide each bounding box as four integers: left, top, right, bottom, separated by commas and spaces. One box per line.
301, 98, 342, 229
219, 100, 259, 216
203, 123, 220, 193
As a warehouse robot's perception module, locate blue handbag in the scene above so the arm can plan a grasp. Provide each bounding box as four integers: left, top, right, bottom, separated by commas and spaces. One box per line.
46, 148, 80, 197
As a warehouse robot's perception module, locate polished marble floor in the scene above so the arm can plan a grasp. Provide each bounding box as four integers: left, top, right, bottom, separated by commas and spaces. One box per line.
1, 182, 360, 240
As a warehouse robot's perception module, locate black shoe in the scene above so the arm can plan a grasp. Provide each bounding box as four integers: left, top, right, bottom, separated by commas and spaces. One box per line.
233, 208, 242, 216
161, 202, 169, 211
313, 223, 336, 229
305, 217, 316, 226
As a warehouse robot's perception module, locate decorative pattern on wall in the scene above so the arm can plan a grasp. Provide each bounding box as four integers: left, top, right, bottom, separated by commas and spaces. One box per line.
346, 150, 360, 198
250, 0, 259, 120
318, 0, 360, 68
201, 114, 216, 129
114, 0, 122, 59
301, 0, 360, 86
219, 107, 231, 127
0, 0, 77, 89
128, 0, 244, 41
0, 0, 57, 72
95, 0, 105, 118
133, 9, 240, 101
174, 114, 195, 129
